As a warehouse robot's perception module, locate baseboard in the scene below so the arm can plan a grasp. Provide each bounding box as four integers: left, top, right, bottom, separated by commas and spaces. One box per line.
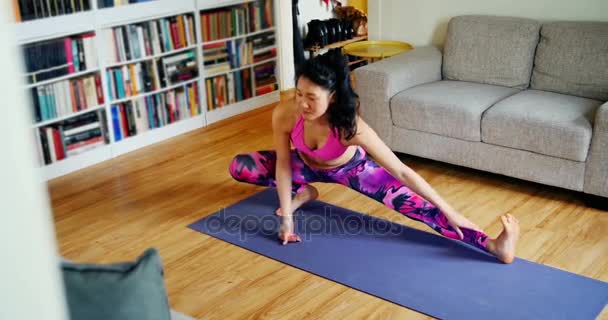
583, 193, 608, 211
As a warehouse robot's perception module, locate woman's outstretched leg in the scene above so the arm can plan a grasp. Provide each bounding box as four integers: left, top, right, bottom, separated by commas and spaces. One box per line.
327, 148, 519, 263
228, 150, 319, 216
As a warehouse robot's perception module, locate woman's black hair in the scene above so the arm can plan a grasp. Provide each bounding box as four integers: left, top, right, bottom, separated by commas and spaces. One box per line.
295, 49, 360, 140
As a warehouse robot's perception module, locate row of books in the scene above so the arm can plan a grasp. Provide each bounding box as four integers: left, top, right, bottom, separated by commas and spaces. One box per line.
106, 50, 198, 101
23, 33, 97, 84
13, 0, 91, 22
205, 68, 252, 111
200, 0, 274, 42
98, 0, 155, 8
38, 110, 108, 164
202, 31, 275, 75
202, 40, 250, 75
103, 14, 196, 64
111, 82, 199, 141
253, 61, 276, 96
256, 82, 277, 96
31, 74, 104, 123
250, 31, 276, 62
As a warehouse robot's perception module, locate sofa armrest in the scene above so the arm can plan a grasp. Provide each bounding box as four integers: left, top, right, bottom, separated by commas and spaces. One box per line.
584, 101, 608, 198
354, 46, 442, 146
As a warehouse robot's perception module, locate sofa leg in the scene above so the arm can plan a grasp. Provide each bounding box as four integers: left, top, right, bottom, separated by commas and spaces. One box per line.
583, 194, 608, 211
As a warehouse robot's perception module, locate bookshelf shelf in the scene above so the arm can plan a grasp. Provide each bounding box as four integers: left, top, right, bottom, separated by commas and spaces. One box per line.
13, 0, 280, 180
96, 0, 196, 28
36, 143, 113, 181
33, 105, 106, 128
24, 68, 101, 89
206, 90, 278, 124
201, 26, 276, 46
104, 45, 197, 68
24, 64, 72, 77
204, 57, 276, 79
254, 81, 277, 90
196, 0, 257, 11
15, 12, 95, 45
111, 114, 204, 156
109, 77, 200, 104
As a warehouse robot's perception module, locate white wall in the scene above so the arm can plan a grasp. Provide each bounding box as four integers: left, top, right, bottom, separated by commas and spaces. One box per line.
367, 0, 381, 40
276, 0, 295, 90
0, 5, 68, 320
369, 0, 608, 47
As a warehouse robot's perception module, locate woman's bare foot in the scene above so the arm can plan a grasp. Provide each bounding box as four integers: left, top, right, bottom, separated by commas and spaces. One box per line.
487, 214, 520, 264
276, 185, 319, 216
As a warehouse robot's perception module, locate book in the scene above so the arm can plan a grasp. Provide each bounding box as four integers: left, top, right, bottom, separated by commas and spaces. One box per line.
37, 110, 107, 164
23, 32, 97, 84
109, 82, 199, 139
15, 0, 91, 22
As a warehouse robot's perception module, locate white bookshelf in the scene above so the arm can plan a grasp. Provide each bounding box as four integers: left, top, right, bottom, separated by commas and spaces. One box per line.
95, 0, 196, 28
199, 0, 279, 119
15, 0, 280, 181
197, 0, 257, 11
24, 68, 101, 89
108, 77, 201, 104
15, 11, 96, 44
200, 26, 276, 46
204, 57, 276, 78
104, 45, 197, 68
112, 114, 204, 156
32, 105, 106, 128
37, 143, 113, 181
206, 90, 278, 125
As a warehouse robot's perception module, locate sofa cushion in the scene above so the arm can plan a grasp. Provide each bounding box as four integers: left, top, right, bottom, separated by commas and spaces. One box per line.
390, 80, 519, 142
61, 248, 172, 320
481, 90, 601, 162
531, 22, 608, 101
442, 15, 541, 89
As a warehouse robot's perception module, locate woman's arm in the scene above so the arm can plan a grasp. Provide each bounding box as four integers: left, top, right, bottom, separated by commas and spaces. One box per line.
272, 106, 294, 217
272, 106, 301, 244
349, 117, 461, 223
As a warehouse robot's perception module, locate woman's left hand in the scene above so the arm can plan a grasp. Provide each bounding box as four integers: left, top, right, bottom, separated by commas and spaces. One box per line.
443, 211, 483, 240
278, 217, 301, 245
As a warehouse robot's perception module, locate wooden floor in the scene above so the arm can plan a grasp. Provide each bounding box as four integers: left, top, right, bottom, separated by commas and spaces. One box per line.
49, 92, 608, 319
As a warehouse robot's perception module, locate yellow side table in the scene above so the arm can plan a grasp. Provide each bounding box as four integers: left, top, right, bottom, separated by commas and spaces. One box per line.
343, 40, 414, 63
343, 40, 413, 87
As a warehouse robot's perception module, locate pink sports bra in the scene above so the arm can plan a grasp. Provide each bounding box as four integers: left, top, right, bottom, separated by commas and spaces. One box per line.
290, 115, 349, 162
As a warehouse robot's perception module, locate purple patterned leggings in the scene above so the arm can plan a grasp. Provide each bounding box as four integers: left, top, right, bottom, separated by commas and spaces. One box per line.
228, 146, 489, 252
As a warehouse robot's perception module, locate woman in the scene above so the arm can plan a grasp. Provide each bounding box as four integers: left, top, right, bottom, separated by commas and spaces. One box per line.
229, 50, 519, 263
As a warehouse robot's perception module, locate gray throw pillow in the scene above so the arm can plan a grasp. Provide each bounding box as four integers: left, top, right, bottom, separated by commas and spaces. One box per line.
61, 248, 172, 320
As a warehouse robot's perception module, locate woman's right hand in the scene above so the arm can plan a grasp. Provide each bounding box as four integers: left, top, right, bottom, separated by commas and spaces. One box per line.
278, 216, 301, 245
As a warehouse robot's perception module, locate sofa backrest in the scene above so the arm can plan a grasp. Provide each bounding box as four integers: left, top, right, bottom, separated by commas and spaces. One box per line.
531, 22, 608, 101
442, 15, 540, 89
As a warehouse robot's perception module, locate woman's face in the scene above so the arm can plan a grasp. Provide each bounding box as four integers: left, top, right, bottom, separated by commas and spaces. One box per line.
296, 76, 334, 121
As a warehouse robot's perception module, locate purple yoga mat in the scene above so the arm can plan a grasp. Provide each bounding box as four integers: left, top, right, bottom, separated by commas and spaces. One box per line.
189, 188, 608, 319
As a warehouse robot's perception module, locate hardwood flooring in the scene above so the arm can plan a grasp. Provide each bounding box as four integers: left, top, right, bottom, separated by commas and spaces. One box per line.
49, 91, 608, 319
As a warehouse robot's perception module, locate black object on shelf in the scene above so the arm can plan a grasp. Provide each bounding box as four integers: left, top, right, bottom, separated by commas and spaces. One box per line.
292, 0, 306, 69
305, 18, 355, 50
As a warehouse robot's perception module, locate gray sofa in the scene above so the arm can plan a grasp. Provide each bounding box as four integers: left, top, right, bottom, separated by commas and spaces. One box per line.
355, 15, 608, 202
